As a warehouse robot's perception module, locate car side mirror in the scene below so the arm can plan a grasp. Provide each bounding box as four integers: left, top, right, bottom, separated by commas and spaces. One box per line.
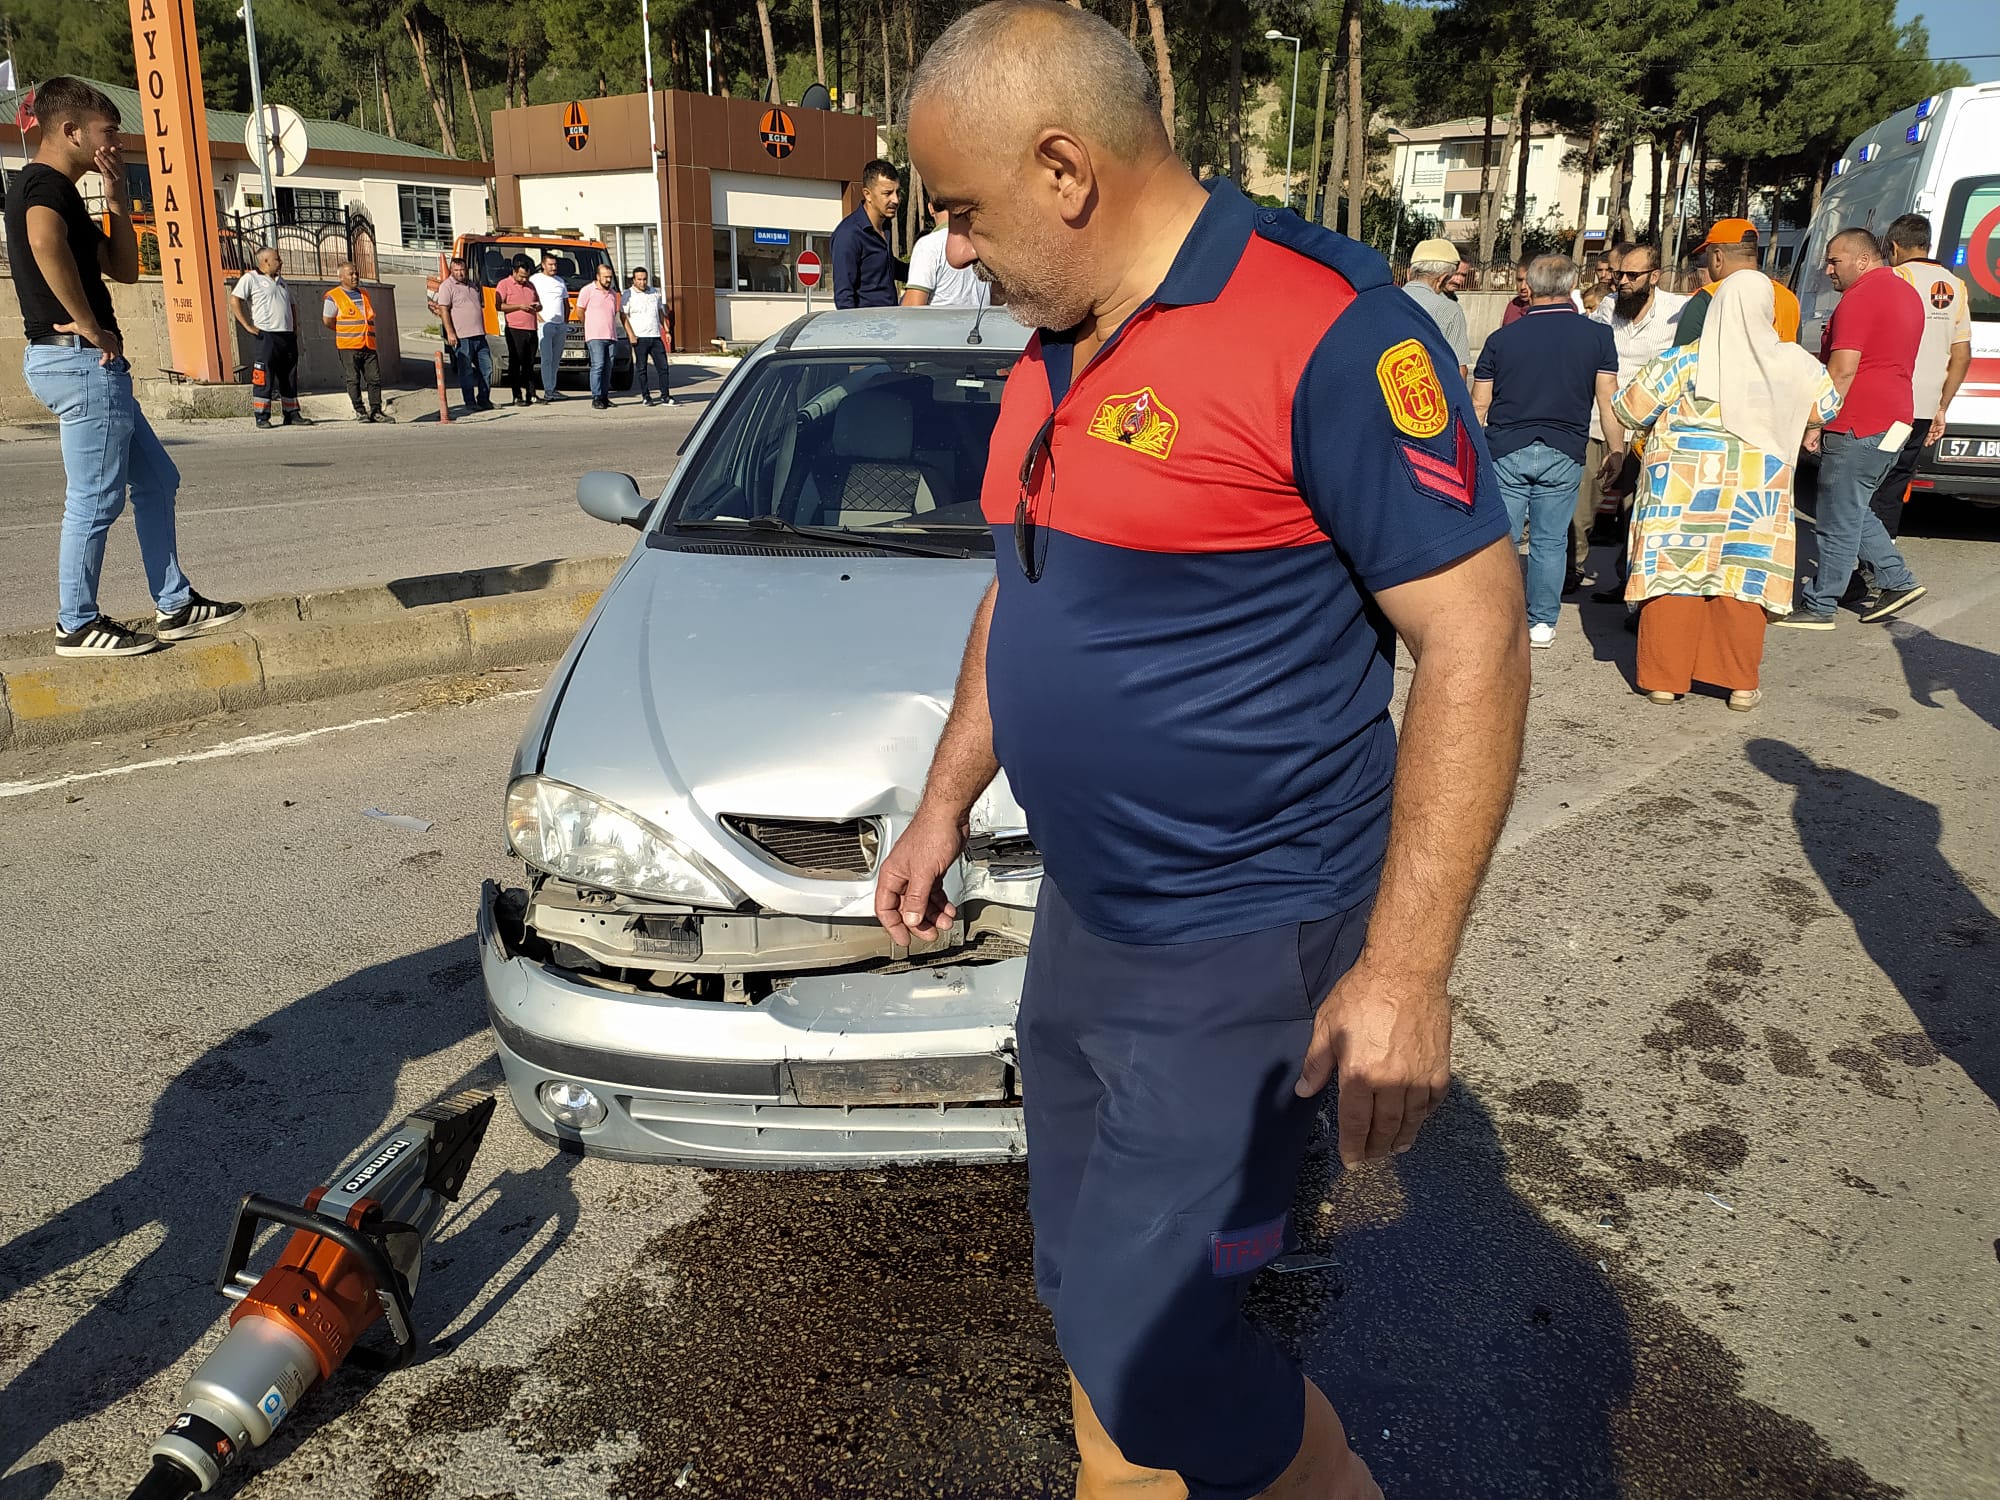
577, 470, 652, 529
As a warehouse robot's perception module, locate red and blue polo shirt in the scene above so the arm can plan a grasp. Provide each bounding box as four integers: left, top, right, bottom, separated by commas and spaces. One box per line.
979, 181, 1509, 945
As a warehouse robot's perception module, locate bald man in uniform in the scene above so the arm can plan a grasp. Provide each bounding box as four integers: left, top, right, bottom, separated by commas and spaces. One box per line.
873, 5, 1530, 1497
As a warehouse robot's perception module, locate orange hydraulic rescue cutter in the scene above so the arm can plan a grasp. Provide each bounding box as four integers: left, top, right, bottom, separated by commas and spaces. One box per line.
127, 1091, 496, 1498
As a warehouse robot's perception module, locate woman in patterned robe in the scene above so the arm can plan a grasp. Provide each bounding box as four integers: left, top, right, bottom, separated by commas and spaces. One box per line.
1611, 272, 1840, 710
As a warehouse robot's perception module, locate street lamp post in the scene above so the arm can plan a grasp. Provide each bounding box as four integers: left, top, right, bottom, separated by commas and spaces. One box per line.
641, 0, 671, 393
236, 0, 276, 217
1386, 127, 1415, 266
1266, 30, 1302, 210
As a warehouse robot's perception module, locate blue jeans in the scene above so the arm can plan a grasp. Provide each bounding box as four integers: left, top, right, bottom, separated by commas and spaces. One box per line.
451, 335, 492, 407
587, 339, 617, 403
538, 320, 566, 399
23, 346, 190, 633
631, 336, 670, 400
1803, 429, 1918, 614
1494, 440, 1585, 627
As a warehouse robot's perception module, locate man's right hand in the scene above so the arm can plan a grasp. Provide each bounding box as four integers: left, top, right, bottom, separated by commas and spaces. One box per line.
874, 808, 965, 946
56, 320, 122, 364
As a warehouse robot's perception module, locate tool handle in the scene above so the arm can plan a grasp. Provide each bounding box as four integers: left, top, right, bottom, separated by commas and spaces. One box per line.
215, 1194, 419, 1369
126, 1456, 201, 1500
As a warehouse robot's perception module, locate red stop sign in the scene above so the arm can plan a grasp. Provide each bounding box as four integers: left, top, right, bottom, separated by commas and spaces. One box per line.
796, 250, 823, 288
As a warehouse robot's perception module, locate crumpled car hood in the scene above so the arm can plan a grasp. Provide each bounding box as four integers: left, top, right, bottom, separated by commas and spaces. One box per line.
539, 546, 1021, 916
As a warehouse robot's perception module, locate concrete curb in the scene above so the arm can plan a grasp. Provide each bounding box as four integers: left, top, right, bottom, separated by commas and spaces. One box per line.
0, 556, 621, 750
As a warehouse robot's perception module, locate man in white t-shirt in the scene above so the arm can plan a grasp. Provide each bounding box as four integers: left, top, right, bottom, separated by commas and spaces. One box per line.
230, 247, 307, 428
1871, 213, 1973, 544
619, 266, 675, 407
530, 252, 570, 402
900, 197, 990, 310
1579, 240, 1688, 591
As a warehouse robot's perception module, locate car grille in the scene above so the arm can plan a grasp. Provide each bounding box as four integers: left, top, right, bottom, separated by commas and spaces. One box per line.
723, 816, 881, 879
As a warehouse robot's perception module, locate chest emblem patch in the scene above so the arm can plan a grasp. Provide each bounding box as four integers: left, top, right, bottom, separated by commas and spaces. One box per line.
1376, 338, 1450, 439
1086, 386, 1180, 460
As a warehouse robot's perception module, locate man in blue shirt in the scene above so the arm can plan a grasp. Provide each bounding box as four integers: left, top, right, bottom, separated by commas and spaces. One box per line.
1473, 253, 1621, 648
878, 5, 1530, 1496
829, 159, 907, 308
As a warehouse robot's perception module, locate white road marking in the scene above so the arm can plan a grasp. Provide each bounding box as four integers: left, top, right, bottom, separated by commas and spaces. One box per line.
0, 477, 674, 532
0, 690, 537, 799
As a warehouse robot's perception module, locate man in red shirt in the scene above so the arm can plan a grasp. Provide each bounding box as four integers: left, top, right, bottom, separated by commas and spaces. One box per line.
1780, 228, 1927, 628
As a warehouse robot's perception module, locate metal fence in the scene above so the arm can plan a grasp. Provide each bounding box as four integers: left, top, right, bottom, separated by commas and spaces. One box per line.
213, 207, 378, 280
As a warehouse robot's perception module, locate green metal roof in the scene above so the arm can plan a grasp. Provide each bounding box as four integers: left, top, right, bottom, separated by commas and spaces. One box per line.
2, 77, 459, 161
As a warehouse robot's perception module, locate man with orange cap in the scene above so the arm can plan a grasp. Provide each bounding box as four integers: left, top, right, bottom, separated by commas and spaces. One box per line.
1674, 219, 1799, 346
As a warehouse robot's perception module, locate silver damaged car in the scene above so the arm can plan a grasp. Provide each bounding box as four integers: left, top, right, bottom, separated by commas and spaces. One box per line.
479, 308, 1038, 1166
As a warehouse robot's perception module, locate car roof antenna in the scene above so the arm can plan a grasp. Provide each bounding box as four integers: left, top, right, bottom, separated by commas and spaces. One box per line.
966, 303, 988, 345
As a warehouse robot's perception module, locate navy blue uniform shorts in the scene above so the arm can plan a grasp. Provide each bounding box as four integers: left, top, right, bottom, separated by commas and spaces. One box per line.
1019, 878, 1373, 1499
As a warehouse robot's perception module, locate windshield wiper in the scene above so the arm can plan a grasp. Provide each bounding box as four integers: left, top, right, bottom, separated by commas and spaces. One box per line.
673, 515, 971, 559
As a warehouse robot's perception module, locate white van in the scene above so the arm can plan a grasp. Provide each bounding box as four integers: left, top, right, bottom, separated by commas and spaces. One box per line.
1792, 83, 2000, 505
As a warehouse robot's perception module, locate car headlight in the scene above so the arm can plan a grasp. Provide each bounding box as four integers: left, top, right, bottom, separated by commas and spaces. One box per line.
505, 777, 743, 908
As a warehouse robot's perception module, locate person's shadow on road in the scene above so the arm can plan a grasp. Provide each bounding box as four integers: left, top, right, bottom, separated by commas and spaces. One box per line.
1748, 738, 2000, 1116
0, 937, 577, 1500
1887, 620, 2000, 735
1576, 588, 1641, 694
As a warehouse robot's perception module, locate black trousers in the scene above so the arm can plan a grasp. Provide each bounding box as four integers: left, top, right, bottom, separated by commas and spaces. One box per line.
339, 346, 382, 414
504, 326, 539, 399
1866, 421, 1928, 541
251, 329, 300, 417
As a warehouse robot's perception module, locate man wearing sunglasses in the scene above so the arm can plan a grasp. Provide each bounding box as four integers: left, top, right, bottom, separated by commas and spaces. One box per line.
1578, 242, 1690, 588
877, 5, 1528, 1497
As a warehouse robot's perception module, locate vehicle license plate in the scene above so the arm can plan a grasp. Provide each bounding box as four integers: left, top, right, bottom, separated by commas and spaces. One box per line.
1940, 436, 2000, 462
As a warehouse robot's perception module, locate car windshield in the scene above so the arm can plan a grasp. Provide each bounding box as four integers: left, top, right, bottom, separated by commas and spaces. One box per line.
473, 243, 611, 290
664, 352, 1013, 553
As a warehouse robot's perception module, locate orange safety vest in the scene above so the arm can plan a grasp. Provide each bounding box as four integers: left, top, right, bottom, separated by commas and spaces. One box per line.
329, 286, 375, 351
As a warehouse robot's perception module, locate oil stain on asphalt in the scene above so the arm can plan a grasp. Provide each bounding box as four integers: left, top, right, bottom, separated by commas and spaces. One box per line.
511, 1165, 1076, 1499
473, 1090, 1899, 1499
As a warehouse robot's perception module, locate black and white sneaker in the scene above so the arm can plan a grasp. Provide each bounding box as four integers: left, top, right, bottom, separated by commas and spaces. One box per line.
56, 616, 161, 657
156, 591, 246, 641
1860, 586, 1927, 623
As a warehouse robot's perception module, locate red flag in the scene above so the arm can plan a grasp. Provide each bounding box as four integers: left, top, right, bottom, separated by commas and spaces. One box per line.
14, 88, 36, 130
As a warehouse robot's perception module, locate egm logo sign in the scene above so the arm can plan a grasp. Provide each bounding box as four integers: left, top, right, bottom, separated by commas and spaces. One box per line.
760, 107, 797, 159
563, 101, 590, 151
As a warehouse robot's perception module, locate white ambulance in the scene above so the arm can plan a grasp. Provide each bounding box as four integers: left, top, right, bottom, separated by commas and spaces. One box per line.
1792, 82, 2000, 505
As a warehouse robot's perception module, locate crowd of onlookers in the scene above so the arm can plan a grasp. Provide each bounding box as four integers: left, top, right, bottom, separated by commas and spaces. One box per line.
1401, 214, 1972, 711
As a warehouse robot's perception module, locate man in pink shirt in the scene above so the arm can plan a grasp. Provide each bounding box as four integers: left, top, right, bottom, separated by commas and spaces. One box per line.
576, 264, 623, 409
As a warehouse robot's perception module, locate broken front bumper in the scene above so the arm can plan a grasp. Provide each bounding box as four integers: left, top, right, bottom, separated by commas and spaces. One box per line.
478, 881, 1026, 1166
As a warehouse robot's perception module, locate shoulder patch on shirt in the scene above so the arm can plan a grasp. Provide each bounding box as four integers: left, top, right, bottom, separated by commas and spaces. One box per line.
1398, 418, 1479, 510
1086, 386, 1179, 460
1376, 338, 1450, 438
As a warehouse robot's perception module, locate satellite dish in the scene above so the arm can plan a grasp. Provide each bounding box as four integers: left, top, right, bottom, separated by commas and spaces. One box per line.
799, 82, 832, 112
244, 103, 310, 178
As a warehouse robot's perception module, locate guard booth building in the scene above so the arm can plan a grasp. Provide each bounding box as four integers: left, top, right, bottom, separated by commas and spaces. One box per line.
490, 91, 880, 351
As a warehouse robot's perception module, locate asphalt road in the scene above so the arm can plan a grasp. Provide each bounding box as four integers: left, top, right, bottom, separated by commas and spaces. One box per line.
1, 507, 1997, 1500
0, 372, 725, 636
